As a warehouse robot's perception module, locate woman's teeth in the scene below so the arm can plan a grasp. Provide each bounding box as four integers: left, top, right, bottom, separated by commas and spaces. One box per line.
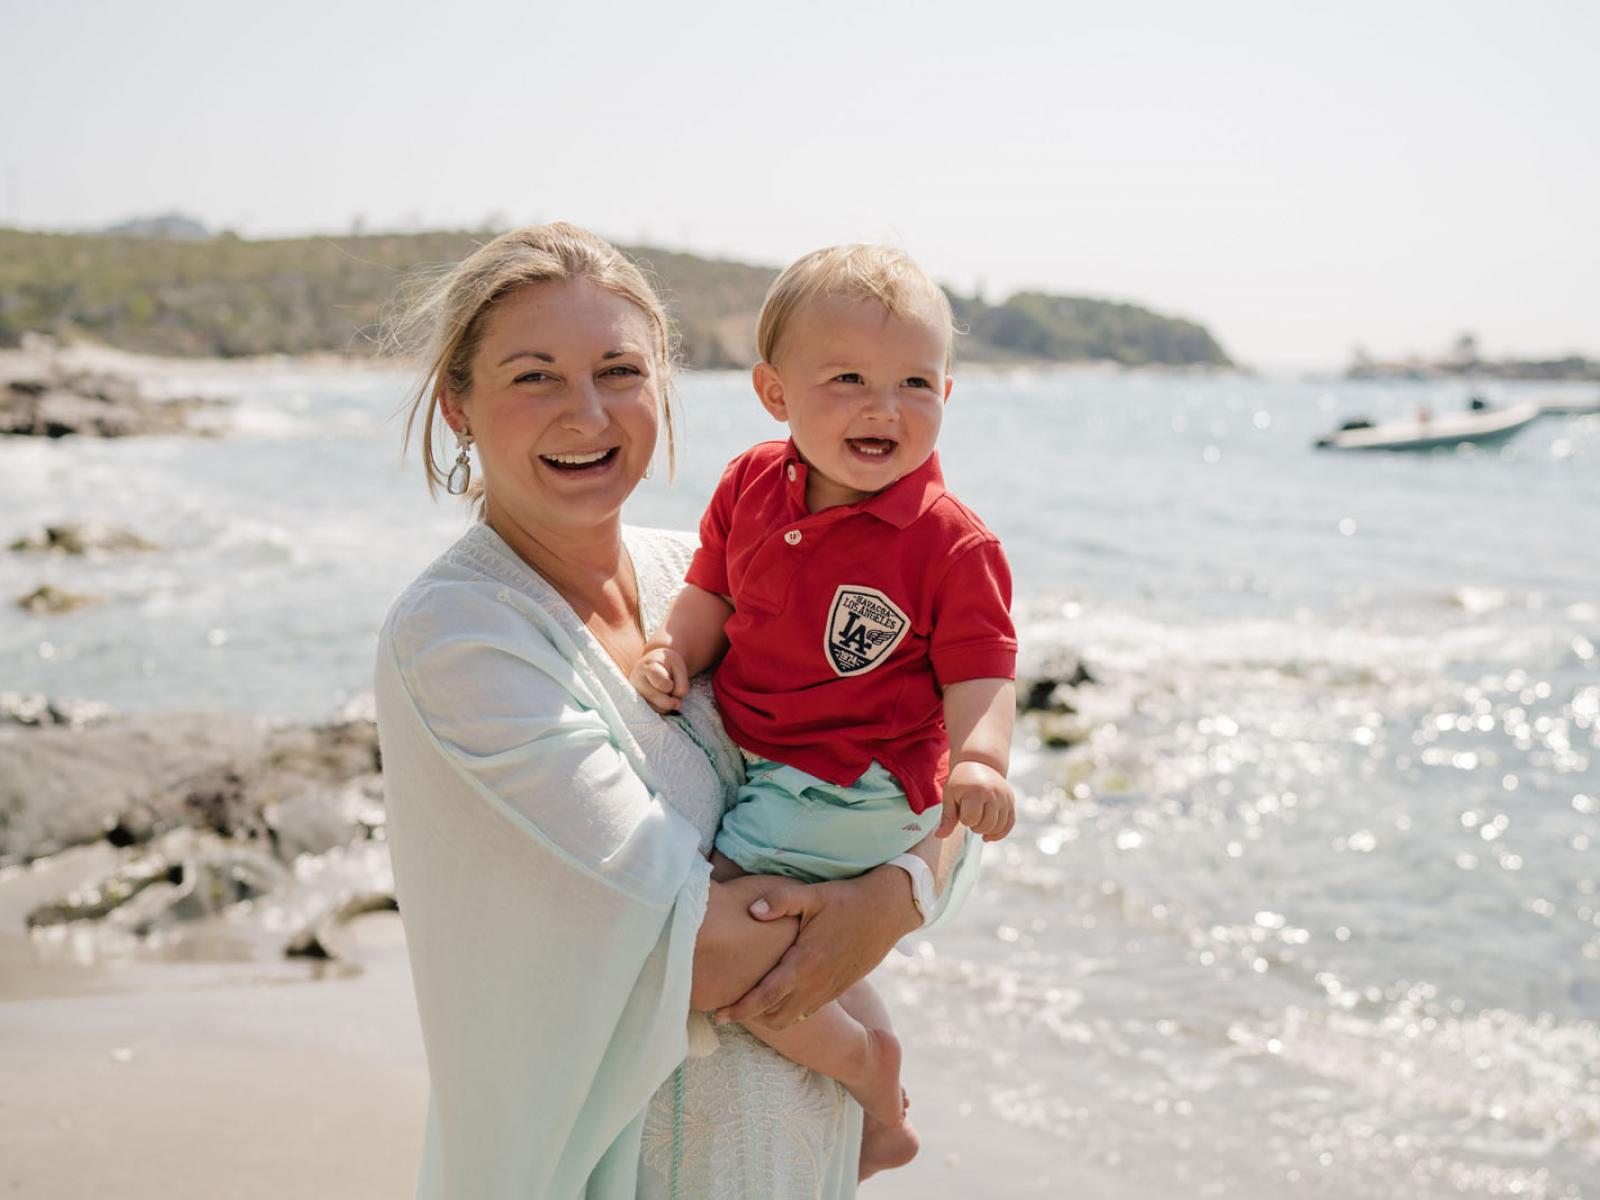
542, 449, 615, 468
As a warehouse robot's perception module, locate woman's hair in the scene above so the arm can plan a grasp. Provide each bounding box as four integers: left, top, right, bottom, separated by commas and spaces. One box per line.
391, 221, 677, 495
755, 244, 956, 372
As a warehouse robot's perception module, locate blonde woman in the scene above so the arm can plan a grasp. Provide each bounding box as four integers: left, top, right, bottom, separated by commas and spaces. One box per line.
374, 223, 974, 1198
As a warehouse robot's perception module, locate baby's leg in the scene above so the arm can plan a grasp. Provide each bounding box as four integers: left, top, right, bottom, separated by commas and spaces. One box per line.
709, 849, 747, 883
744, 982, 905, 1128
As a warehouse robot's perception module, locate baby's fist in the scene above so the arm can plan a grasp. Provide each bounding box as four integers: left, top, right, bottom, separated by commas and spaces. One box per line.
630, 646, 689, 713
937, 760, 1015, 842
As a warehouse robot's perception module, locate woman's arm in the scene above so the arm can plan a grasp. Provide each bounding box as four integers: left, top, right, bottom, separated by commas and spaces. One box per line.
707, 827, 966, 1029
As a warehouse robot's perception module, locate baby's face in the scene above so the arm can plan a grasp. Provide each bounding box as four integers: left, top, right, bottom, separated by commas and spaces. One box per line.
757, 296, 951, 512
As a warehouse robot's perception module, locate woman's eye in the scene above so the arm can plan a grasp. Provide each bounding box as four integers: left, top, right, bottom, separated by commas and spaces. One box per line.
601, 364, 642, 378
514, 371, 550, 384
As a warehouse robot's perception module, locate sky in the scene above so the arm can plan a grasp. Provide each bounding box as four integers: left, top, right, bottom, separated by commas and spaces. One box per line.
1, 0, 1596, 369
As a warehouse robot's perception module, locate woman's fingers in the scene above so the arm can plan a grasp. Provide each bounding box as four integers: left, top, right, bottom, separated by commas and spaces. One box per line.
717, 939, 827, 1029
746, 881, 814, 922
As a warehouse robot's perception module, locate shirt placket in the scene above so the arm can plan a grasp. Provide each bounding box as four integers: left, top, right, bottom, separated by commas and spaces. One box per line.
737, 460, 855, 614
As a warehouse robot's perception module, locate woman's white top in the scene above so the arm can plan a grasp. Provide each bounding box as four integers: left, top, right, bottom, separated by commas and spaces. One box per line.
376, 522, 893, 1198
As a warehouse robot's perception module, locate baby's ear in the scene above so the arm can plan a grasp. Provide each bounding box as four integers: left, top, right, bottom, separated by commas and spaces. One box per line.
942, 376, 954, 404
752, 362, 788, 422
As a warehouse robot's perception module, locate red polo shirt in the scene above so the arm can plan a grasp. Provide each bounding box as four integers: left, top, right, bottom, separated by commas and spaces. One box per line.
685, 440, 1016, 815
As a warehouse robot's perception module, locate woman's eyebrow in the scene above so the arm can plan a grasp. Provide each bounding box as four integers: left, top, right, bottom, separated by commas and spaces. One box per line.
601, 346, 644, 360
497, 350, 556, 367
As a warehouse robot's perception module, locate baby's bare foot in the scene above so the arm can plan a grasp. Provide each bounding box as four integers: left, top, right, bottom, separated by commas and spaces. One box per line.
848, 1028, 905, 1126
859, 1111, 919, 1182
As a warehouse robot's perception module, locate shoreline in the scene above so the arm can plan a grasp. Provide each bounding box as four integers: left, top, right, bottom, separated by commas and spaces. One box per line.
0, 901, 1085, 1199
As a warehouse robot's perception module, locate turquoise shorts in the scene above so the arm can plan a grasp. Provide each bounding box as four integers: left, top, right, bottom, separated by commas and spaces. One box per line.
713, 756, 933, 883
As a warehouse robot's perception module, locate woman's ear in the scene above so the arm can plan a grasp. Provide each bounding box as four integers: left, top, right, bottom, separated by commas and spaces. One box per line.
752, 362, 788, 422
438, 387, 468, 436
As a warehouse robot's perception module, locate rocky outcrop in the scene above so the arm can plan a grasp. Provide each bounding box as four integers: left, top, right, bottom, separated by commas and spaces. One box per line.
1019, 656, 1099, 749
9, 522, 160, 556
0, 363, 216, 438
2, 704, 393, 961
15, 584, 102, 614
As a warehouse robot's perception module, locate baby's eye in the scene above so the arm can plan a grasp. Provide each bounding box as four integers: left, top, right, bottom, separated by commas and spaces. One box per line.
832, 372, 864, 385
903, 376, 932, 389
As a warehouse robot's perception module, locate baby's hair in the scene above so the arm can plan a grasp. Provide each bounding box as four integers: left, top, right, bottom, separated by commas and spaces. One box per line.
756, 244, 956, 372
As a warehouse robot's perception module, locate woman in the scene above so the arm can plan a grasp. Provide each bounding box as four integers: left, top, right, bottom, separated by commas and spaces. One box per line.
374, 223, 974, 1197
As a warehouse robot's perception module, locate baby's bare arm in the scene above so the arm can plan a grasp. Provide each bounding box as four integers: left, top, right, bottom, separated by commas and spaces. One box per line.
938, 678, 1017, 840
630, 585, 734, 712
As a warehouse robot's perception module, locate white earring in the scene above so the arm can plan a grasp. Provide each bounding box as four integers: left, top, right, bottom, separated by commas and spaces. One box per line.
446, 432, 473, 496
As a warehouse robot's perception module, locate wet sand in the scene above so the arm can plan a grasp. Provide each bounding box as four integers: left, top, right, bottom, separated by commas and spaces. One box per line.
0, 904, 1074, 1199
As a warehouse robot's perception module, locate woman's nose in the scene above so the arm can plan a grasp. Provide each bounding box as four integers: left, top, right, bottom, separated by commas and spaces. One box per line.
562, 378, 609, 432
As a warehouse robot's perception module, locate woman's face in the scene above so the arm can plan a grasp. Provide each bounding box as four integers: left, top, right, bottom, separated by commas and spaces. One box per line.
447, 278, 661, 539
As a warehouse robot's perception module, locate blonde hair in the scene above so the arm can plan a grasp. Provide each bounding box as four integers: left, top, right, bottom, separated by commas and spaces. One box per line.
391, 221, 676, 496
756, 244, 956, 371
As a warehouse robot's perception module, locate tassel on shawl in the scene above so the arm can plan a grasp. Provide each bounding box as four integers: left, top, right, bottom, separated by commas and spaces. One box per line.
685, 1011, 720, 1058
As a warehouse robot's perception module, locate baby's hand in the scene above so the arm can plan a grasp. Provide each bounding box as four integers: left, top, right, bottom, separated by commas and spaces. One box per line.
936, 760, 1015, 842
631, 646, 689, 713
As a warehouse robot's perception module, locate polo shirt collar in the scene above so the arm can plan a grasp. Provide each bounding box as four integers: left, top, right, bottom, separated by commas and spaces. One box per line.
782, 439, 946, 529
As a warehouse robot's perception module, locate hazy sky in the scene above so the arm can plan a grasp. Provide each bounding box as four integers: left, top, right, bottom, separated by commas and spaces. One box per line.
2, 0, 1596, 368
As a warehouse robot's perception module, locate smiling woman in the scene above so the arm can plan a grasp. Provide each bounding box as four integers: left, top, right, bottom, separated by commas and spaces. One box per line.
373, 223, 950, 1199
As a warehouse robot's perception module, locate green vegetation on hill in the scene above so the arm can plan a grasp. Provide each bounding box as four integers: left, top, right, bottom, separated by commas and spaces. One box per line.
0, 227, 1231, 369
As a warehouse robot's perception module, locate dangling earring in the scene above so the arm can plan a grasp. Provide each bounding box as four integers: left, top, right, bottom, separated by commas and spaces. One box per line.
446, 432, 473, 496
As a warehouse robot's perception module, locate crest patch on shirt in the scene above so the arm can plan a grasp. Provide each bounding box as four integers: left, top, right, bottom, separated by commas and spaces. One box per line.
824, 585, 910, 677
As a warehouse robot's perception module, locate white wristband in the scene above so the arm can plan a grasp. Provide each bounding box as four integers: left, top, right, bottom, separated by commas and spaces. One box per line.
887, 853, 935, 928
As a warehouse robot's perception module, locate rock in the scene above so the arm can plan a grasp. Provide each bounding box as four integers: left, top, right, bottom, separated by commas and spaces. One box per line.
284, 890, 400, 960
26, 829, 291, 935
0, 709, 385, 868
266, 782, 386, 861
8, 522, 161, 556
1018, 658, 1098, 715
0, 692, 113, 728
16, 584, 102, 614
0, 712, 270, 867
0, 367, 216, 438
1018, 656, 1101, 747
3, 704, 395, 959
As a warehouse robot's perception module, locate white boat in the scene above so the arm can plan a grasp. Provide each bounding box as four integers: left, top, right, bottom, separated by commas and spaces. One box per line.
1535, 395, 1600, 416
1314, 401, 1543, 452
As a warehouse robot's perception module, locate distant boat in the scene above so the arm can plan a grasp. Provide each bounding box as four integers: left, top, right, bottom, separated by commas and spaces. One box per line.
1533, 394, 1600, 416
1314, 401, 1543, 452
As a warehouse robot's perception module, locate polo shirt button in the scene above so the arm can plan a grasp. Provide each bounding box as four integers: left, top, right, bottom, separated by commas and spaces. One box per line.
786, 464, 797, 482
784, 529, 802, 545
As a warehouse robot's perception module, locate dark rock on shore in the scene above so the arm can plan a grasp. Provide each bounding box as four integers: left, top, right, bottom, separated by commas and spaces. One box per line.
0, 362, 217, 438
0, 692, 113, 729
15, 584, 102, 615
9, 522, 161, 556
1019, 656, 1100, 749
3, 705, 393, 961
0, 711, 381, 867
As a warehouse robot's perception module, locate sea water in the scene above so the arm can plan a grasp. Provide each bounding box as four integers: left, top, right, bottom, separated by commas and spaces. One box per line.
2, 364, 1596, 1196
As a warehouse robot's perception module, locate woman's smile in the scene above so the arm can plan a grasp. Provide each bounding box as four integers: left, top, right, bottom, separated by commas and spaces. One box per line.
539, 446, 621, 471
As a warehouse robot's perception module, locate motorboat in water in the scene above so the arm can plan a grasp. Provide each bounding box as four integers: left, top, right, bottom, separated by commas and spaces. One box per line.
1314, 400, 1544, 452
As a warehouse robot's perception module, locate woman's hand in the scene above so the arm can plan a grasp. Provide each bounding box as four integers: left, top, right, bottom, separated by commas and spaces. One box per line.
713, 866, 922, 1030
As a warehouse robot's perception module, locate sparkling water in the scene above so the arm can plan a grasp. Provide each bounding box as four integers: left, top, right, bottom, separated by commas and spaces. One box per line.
3, 363, 1596, 1196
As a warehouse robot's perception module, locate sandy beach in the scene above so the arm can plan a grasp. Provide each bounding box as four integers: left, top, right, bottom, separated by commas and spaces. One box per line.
0, 902, 1078, 1200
